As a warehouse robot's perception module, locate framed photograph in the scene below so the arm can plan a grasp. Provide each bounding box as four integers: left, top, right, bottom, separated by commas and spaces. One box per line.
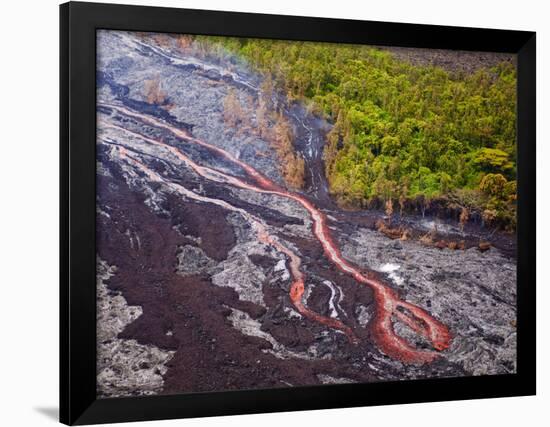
60, 1, 536, 424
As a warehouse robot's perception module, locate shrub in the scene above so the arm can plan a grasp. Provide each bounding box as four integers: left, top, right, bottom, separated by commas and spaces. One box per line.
143, 78, 167, 105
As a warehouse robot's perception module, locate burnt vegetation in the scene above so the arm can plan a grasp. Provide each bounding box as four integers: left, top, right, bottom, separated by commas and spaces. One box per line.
222, 84, 306, 189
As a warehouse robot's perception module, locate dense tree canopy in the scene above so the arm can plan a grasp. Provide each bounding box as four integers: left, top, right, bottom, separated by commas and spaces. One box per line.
196, 36, 517, 229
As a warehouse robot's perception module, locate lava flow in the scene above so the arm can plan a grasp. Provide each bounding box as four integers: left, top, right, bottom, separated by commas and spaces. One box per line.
102, 103, 452, 364
104, 125, 357, 344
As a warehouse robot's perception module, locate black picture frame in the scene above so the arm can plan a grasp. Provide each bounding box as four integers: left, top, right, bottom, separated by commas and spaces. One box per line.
60, 1, 536, 425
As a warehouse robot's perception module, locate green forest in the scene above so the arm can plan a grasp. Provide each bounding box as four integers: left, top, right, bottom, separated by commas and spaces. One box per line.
194, 36, 517, 230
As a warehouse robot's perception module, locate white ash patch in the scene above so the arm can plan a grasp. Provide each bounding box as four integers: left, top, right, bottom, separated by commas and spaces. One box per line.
316, 374, 357, 385
355, 304, 371, 327
97, 258, 175, 398
322, 280, 342, 318
97, 206, 111, 220
335, 283, 347, 316
303, 284, 316, 303
376, 263, 405, 286
283, 306, 303, 319
175, 232, 202, 245
273, 259, 290, 282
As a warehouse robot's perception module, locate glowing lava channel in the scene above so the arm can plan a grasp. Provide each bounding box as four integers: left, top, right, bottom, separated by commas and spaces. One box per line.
100, 103, 452, 364
104, 129, 357, 344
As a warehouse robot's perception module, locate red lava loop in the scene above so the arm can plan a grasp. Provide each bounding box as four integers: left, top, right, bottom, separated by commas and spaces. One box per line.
102, 103, 452, 364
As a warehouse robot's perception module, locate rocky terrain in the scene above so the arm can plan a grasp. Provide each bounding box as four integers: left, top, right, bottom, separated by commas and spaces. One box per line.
96, 30, 517, 398
382, 46, 516, 75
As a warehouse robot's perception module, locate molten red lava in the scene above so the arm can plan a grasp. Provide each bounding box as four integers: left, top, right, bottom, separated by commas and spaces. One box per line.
108, 124, 357, 344
103, 103, 452, 365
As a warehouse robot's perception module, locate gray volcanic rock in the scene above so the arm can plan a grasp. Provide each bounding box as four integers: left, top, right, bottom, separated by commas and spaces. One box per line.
97, 30, 282, 185
176, 245, 217, 276
339, 227, 516, 376
96, 259, 175, 398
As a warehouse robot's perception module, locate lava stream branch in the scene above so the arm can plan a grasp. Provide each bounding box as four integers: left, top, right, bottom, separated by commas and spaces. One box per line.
100, 104, 452, 364
105, 137, 357, 343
